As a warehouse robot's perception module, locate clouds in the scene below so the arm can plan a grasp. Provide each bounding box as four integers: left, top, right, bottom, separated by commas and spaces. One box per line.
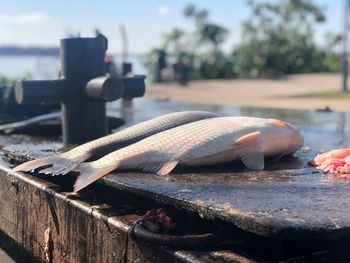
0, 11, 58, 26
158, 5, 170, 16
0, 11, 63, 46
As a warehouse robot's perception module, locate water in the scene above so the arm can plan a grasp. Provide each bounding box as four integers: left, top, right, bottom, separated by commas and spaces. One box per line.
0, 54, 146, 80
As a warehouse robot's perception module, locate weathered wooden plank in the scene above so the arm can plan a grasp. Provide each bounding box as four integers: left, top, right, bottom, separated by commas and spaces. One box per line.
0, 162, 199, 263
1, 151, 262, 263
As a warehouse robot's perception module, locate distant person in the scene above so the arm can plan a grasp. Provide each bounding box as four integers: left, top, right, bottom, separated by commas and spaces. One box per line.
122, 62, 133, 76
173, 52, 190, 86
156, 49, 167, 82
104, 55, 118, 76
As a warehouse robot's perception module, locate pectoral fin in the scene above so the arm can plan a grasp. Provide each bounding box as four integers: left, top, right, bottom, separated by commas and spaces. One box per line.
233, 132, 265, 170
233, 132, 261, 147
142, 160, 179, 176
239, 150, 265, 170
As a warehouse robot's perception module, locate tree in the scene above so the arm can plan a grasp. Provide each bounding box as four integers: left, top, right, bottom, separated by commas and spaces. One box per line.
143, 4, 234, 81
182, 4, 233, 79
183, 4, 228, 53
162, 28, 186, 53
233, 0, 339, 78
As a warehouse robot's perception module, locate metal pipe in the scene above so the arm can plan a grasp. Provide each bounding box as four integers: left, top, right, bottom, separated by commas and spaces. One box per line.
121, 75, 146, 99
85, 76, 124, 101
15, 80, 68, 104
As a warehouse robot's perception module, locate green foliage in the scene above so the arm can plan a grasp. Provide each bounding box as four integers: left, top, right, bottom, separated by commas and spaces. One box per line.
183, 4, 228, 52
140, 49, 159, 82
183, 4, 208, 25
143, 1, 340, 81
0, 72, 33, 114
232, 0, 339, 78
280, 91, 350, 99
200, 23, 229, 52
143, 4, 233, 80
194, 52, 235, 79
162, 28, 186, 53
0, 72, 33, 86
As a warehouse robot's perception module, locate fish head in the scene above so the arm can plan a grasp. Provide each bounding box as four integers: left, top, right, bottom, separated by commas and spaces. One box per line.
262, 119, 304, 156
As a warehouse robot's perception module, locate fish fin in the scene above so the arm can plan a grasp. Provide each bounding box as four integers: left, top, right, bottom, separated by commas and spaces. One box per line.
233, 132, 262, 148
267, 119, 287, 128
268, 119, 298, 132
9, 155, 58, 174
233, 132, 265, 170
39, 163, 77, 176
38, 154, 90, 176
74, 163, 116, 192
239, 150, 265, 170
39, 165, 73, 176
157, 160, 179, 175
142, 160, 179, 176
39, 167, 57, 176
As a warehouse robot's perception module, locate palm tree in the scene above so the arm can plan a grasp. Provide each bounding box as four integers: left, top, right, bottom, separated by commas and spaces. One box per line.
183, 4, 228, 53
163, 28, 185, 53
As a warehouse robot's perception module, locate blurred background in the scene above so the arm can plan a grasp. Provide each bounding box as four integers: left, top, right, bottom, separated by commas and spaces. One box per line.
0, 0, 349, 111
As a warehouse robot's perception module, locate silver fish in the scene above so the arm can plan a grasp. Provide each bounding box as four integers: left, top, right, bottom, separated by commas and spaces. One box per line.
74, 116, 304, 192
11, 111, 218, 175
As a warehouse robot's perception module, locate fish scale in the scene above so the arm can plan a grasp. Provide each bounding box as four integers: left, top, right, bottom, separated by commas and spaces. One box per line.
11, 111, 218, 175
64, 111, 217, 158
74, 116, 304, 192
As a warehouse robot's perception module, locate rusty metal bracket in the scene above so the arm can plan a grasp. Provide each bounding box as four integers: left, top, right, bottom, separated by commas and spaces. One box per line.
129, 208, 223, 247
132, 223, 223, 247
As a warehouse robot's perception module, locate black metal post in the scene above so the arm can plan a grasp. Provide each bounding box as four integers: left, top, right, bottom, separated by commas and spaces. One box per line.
60, 38, 107, 143
15, 37, 146, 145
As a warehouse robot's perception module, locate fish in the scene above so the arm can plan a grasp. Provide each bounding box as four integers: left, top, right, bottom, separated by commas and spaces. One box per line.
10, 111, 218, 175
74, 116, 304, 192
309, 148, 350, 175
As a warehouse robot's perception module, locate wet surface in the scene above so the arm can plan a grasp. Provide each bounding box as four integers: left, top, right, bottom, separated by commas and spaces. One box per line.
4, 98, 350, 240
0, 111, 125, 136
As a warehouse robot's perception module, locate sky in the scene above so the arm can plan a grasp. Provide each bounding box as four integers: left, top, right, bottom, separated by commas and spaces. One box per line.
0, 0, 344, 54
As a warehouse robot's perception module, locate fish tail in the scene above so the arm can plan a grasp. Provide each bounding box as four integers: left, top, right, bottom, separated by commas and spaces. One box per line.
10, 155, 59, 174
73, 162, 117, 192
39, 154, 90, 176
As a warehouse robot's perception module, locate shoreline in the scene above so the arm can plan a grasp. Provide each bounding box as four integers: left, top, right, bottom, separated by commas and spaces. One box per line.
145, 73, 350, 112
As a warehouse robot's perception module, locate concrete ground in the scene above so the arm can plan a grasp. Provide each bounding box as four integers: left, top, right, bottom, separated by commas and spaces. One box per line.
146, 73, 350, 112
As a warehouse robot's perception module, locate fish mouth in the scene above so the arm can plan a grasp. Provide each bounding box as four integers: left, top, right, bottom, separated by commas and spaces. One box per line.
285, 122, 299, 133
295, 134, 304, 150
289, 123, 304, 150
284, 123, 304, 152
287, 128, 304, 153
